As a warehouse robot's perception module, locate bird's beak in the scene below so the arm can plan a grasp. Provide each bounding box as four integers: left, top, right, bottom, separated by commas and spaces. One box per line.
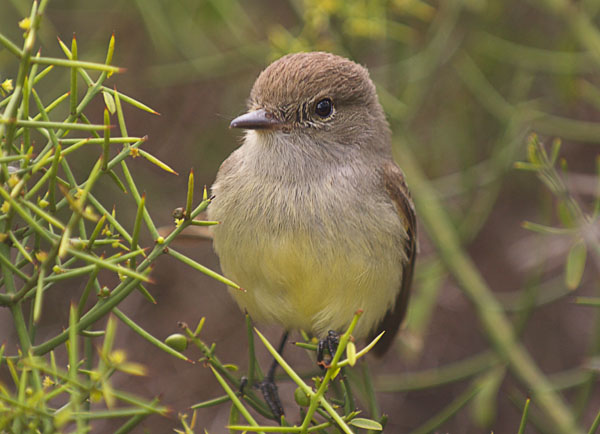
229, 108, 282, 130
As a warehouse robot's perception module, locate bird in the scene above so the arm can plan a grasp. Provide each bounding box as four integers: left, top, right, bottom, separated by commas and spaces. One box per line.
207, 51, 416, 416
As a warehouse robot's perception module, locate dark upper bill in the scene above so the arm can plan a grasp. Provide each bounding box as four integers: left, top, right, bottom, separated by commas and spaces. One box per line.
229, 108, 282, 130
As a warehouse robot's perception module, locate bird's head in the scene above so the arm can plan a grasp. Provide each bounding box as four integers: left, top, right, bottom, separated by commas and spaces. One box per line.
230, 52, 390, 153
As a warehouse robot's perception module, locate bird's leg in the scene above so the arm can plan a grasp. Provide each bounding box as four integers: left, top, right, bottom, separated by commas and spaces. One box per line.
239, 376, 248, 396
257, 331, 288, 419
317, 330, 340, 368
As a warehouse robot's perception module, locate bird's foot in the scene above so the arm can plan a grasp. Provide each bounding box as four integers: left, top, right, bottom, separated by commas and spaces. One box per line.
238, 331, 288, 420
257, 377, 284, 419
317, 330, 340, 369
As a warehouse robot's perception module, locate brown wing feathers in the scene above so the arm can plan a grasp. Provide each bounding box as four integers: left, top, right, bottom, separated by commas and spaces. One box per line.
370, 162, 417, 357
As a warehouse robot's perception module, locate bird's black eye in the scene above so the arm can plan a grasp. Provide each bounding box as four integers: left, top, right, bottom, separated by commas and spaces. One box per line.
315, 98, 333, 118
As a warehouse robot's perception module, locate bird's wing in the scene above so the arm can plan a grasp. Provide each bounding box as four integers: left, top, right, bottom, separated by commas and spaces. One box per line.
369, 161, 417, 357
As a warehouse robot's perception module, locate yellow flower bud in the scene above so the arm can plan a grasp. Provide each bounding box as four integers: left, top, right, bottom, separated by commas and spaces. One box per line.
18, 17, 31, 30
1, 78, 14, 93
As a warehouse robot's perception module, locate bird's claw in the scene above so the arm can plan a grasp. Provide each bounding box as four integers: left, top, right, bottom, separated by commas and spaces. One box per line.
317, 330, 340, 368
257, 377, 284, 419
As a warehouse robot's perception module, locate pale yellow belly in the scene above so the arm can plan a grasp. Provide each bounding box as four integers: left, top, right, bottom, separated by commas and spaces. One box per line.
220, 232, 401, 339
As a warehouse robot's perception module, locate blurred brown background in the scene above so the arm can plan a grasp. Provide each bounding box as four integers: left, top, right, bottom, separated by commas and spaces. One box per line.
2, 0, 600, 432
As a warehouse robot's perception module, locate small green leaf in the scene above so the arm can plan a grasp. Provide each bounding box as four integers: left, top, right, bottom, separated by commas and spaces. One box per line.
103, 90, 116, 113
186, 169, 194, 219
349, 417, 383, 430
565, 239, 587, 290
346, 341, 357, 366
105, 33, 115, 71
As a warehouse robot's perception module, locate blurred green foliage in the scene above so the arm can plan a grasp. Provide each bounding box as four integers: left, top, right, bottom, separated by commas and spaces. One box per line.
2, 0, 600, 433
